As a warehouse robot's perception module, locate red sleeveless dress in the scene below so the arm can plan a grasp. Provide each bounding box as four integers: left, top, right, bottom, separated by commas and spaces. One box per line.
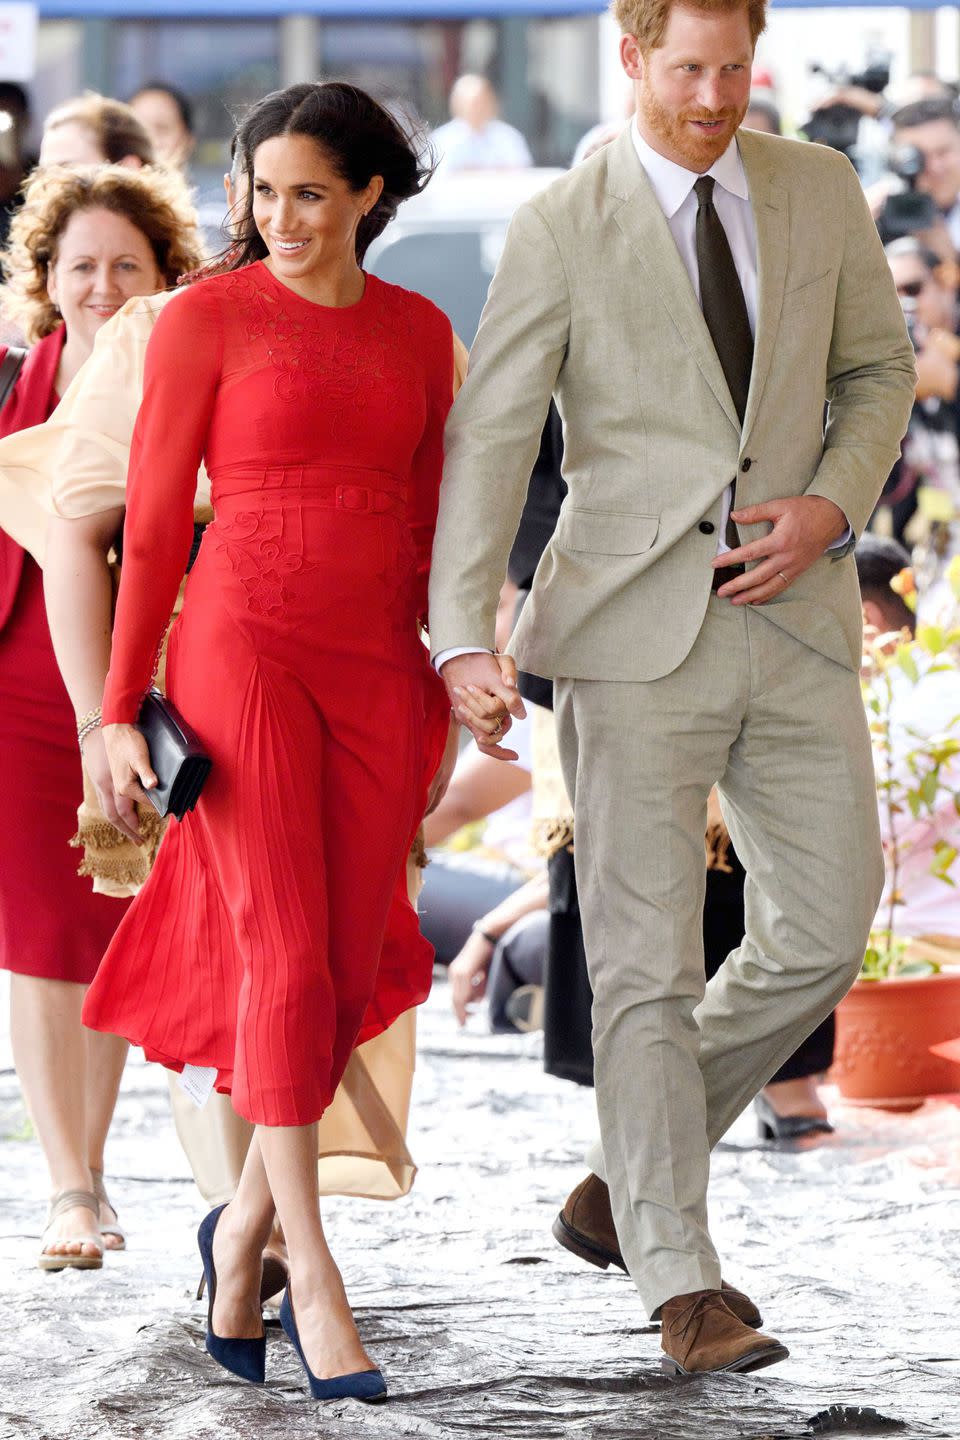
83, 266, 452, 1125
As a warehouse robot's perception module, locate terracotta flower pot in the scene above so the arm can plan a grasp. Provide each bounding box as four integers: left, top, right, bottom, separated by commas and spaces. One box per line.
830, 970, 960, 1111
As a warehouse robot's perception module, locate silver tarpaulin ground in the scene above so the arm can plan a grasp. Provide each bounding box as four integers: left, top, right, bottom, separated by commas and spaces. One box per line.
1, 977, 958, 1440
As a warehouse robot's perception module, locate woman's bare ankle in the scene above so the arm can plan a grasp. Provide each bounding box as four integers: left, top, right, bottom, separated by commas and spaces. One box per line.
216, 1198, 274, 1255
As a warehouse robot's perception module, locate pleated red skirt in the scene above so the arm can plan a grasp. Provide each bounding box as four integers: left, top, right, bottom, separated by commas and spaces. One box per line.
84, 486, 448, 1125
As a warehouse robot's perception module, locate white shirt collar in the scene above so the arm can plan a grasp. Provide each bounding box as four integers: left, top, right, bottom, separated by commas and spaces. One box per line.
630, 119, 748, 218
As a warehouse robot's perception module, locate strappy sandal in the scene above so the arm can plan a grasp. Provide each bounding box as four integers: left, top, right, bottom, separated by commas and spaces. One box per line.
38, 1189, 105, 1271
90, 1167, 126, 1251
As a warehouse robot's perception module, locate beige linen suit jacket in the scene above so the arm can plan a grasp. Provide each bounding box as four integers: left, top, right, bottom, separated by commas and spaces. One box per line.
429, 126, 917, 678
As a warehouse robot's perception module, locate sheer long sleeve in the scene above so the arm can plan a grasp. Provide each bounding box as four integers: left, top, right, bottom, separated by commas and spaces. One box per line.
102, 286, 222, 723
407, 318, 458, 633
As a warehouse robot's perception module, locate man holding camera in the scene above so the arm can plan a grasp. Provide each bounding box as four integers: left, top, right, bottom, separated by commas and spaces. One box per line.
892, 98, 960, 253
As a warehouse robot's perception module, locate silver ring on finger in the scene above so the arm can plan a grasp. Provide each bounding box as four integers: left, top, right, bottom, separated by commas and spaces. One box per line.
778, 570, 788, 586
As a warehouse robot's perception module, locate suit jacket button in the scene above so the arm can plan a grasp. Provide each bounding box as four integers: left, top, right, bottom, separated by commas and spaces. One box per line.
740, 457, 752, 472
699, 520, 715, 535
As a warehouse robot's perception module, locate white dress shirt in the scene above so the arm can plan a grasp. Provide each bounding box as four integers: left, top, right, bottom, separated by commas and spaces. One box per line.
436, 123, 847, 671
630, 123, 757, 556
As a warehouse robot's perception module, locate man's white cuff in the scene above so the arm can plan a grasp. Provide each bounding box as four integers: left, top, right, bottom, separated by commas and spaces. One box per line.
434, 646, 492, 673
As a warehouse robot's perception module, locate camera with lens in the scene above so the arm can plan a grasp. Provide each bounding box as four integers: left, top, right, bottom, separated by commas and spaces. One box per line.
801, 60, 890, 161
877, 145, 939, 242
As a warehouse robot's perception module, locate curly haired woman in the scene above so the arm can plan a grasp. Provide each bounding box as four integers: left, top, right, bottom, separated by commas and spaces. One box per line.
0, 162, 204, 1271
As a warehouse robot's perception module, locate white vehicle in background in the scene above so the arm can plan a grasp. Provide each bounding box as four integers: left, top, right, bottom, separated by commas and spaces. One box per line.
367, 167, 564, 347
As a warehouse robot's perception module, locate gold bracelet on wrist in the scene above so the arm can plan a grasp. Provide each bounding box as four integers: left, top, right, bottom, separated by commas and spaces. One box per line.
77, 708, 103, 752
76, 705, 102, 738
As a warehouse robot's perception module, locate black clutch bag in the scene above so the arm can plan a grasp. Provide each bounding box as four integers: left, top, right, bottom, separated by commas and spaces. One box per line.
137, 688, 211, 821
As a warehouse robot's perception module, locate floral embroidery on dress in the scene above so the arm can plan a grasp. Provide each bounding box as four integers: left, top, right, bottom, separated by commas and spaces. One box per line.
219, 270, 415, 433
213, 508, 319, 618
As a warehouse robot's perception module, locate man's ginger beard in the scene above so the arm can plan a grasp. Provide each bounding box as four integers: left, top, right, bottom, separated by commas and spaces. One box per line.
638, 73, 747, 171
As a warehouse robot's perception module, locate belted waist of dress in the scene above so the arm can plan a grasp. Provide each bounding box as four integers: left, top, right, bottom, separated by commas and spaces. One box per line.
213, 463, 406, 516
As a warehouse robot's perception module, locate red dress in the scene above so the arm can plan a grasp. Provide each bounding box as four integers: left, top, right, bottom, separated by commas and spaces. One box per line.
83, 265, 453, 1126
0, 328, 131, 983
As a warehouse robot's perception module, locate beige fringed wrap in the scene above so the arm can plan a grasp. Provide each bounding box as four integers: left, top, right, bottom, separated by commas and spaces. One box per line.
531, 702, 733, 871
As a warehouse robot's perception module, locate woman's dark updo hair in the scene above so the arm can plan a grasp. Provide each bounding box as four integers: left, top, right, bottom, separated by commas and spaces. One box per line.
226, 81, 432, 268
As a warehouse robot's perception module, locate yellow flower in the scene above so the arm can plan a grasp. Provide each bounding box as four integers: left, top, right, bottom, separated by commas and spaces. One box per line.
889, 567, 916, 598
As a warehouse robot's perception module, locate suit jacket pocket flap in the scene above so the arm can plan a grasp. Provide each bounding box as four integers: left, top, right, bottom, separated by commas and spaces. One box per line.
556, 508, 659, 555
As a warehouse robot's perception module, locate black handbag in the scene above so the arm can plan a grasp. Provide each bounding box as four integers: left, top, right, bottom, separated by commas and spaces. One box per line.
543, 845, 595, 1088
137, 687, 211, 821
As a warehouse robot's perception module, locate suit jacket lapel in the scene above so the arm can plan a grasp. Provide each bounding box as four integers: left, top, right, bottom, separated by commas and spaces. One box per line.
738, 130, 788, 448
605, 129, 740, 433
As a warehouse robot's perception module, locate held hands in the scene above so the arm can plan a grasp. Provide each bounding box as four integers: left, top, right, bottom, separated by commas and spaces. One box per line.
101, 722, 159, 838
440, 652, 527, 762
714, 495, 847, 605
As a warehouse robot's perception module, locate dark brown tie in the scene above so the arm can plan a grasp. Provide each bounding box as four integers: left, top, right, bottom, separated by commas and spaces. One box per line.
694, 175, 753, 550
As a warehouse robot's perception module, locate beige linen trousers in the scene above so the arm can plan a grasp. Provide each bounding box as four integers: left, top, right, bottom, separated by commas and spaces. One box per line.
429, 127, 916, 1316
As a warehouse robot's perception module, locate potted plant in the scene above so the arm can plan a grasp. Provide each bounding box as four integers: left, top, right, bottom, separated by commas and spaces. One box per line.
831, 565, 960, 1108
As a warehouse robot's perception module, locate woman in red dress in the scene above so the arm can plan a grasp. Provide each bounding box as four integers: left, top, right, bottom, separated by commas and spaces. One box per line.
0, 164, 204, 1270
84, 84, 454, 1399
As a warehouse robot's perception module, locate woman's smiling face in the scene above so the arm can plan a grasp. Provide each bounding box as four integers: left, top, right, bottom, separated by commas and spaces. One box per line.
46, 205, 163, 352
251, 133, 382, 282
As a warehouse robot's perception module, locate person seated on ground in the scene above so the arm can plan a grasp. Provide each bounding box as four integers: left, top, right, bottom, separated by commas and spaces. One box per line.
421, 702, 548, 1032
447, 868, 549, 1032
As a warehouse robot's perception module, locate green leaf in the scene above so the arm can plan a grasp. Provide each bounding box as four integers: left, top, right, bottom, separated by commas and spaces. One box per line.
932, 841, 958, 883
896, 645, 920, 683
917, 623, 946, 655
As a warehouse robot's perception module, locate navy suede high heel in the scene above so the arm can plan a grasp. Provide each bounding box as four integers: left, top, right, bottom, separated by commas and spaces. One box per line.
197, 1205, 266, 1384
279, 1286, 387, 1402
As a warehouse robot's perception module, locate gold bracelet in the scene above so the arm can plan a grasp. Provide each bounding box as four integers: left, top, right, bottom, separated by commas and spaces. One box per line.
76, 705, 102, 738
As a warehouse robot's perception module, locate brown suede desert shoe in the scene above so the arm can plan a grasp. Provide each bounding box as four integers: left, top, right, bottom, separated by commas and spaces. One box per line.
660, 1289, 788, 1376
552, 1173, 764, 1329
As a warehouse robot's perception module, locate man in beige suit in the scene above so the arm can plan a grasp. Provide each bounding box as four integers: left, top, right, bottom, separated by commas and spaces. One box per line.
429, 0, 915, 1375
